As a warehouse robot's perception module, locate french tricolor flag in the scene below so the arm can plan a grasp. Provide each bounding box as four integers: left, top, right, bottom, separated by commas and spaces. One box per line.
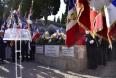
65, 0, 79, 47
104, 0, 116, 48
104, 0, 116, 28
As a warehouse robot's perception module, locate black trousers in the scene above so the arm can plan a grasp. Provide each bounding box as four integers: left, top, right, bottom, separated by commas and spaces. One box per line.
87, 45, 98, 69
21, 42, 28, 61
30, 45, 35, 60
107, 48, 112, 61
11, 42, 20, 62
11, 45, 15, 62
98, 47, 107, 65
0, 47, 5, 61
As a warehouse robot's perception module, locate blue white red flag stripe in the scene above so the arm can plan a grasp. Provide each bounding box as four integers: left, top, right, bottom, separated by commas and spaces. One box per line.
66, 0, 79, 47
104, 0, 116, 28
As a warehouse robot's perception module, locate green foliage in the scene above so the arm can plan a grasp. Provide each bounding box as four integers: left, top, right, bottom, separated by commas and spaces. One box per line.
36, 38, 49, 45
0, 1, 4, 18
21, 0, 32, 17
60, 2, 68, 28
32, 0, 42, 19
57, 17, 61, 24
13, 0, 21, 10
54, 16, 56, 22
0, 0, 60, 25
32, 0, 60, 24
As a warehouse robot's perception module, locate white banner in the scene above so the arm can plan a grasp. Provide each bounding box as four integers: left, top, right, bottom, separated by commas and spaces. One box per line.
45, 45, 59, 57
36, 46, 44, 54
3, 28, 31, 40
62, 46, 74, 57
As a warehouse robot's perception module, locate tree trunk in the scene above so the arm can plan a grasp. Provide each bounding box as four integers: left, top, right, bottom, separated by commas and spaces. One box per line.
44, 16, 48, 25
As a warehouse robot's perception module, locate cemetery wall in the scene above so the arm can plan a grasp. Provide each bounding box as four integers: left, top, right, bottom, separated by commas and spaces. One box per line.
35, 45, 87, 72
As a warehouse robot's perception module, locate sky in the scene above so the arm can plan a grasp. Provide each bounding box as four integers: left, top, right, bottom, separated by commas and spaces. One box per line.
47, 0, 66, 21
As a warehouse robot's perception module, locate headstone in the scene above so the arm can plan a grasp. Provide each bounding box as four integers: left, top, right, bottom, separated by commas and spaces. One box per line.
61, 46, 74, 57
36, 45, 44, 54
45, 45, 59, 57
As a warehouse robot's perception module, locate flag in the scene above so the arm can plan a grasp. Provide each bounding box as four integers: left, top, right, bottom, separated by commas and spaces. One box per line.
21, 17, 28, 29
90, 9, 98, 33
94, 12, 103, 32
6, 11, 13, 28
76, 0, 91, 30
77, 0, 107, 33
76, 26, 86, 45
104, 0, 116, 28
109, 24, 116, 38
27, 0, 33, 30
89, 0, 110, 11
104, 0, 116, 47
97, 16, 108, 39
65, 0, 79, 47
13, 10, 19, 25
32, 32, 40, 41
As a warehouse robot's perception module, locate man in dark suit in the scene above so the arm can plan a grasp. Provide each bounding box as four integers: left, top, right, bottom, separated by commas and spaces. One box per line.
86, 31, 98, 69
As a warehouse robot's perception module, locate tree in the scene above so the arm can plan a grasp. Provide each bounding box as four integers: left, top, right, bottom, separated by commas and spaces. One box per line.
54, 16, 56, 22
21, 0, 32, 17
60, 0, 68, 28
0, 0, 4, 27
0, 0, 4, 18
57, 17, 61, 24
0, 0, 60, 26
32, 0, 60, 24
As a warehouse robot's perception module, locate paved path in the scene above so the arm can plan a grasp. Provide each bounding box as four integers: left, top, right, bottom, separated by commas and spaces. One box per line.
0, 61, 116, 78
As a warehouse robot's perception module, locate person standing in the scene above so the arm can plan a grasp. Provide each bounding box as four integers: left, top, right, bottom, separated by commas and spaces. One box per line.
98, 37, 108, 65
21, 41, 29, 62
86, 31, 98, 69
100, 38, 108, 65
30, 41, 35, 61
0, 32, 5, 64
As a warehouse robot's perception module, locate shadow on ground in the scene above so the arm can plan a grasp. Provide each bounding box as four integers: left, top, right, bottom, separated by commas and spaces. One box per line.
0, 61, 116, 78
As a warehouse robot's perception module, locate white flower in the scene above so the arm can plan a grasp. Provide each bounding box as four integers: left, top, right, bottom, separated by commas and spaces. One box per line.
45, 31, 49, 39
60, 32, 66, 39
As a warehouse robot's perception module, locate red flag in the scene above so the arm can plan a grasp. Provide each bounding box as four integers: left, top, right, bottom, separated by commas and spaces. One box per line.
76, 26, 86, 45
94, 12, 103, 32
77, 0, 91, 30
32, 32, 40, 41
66, 23, 79, 47
90, 9, 98, 33
97, 16, 108, 39
109, 24, 116, 38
